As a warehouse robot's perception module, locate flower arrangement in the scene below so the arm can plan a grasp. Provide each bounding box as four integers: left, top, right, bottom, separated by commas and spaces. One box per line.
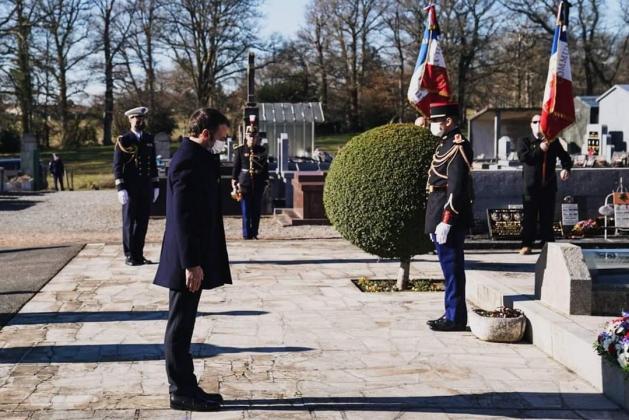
595, 313, 629, 374
571, 218, 598, 237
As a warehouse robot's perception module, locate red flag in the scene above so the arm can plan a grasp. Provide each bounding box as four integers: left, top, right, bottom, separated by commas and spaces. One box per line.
540, 1, 576, 142
407, 3, 451, 117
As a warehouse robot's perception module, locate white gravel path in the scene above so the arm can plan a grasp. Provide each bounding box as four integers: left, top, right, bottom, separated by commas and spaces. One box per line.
0, 191, 339, 248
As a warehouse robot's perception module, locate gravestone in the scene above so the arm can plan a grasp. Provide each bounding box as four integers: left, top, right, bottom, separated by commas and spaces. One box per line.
535, 243, 592, 315
154, 132, 171, 159
20, 134, 42, 190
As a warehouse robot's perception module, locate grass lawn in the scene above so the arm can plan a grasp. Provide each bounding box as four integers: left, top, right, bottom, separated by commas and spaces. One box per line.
2, 132, 358, 190
315, 132, 359, 153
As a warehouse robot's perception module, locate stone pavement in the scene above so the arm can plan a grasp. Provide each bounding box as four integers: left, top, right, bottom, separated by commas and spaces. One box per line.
0, 239, 626, 419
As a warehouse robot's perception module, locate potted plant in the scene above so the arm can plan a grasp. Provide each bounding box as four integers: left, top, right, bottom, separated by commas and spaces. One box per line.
469, 307, 526, 343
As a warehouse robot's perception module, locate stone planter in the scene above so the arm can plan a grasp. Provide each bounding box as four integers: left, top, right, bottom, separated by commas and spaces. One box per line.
469, 309, 526, 343
601, 358, 629, 411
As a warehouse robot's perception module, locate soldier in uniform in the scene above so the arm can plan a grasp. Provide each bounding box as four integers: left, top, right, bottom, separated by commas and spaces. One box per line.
231, 125, 269, 240
113, 107, 160, 266
424, 102, 474, 332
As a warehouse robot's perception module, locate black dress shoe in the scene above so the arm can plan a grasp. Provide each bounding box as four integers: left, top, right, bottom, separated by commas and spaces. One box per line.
169, 394, 220, 412
426, 314, 446, 327
140, 257, 153, 264
125, 256, 142, 266
429, 318, 467, 332
193, 386, 224, 403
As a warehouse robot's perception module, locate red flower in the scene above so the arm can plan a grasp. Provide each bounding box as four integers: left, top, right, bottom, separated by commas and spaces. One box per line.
609, 344, 617, 355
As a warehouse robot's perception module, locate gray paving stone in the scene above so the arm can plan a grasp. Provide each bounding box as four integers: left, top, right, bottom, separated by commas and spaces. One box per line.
0, 240, 624, 418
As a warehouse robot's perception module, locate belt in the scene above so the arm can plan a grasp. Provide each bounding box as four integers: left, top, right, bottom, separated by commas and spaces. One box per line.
241, 169, 261, 174
427, 185, 447, 193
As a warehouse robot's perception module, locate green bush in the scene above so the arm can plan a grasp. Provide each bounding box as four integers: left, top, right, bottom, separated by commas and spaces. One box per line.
324, 124, 435, 260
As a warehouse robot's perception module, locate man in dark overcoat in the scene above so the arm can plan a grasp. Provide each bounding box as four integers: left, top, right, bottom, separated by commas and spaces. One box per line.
153, 108, 232, 412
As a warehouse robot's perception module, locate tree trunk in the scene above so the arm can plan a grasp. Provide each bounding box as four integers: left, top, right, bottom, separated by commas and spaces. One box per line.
396, 258, 410, 291
15, 0, 33, 134
102, 16, 113, 146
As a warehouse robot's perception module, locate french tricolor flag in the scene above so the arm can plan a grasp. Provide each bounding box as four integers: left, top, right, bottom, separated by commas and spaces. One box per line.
407, 3, 451, 117
541, 0, 576, 141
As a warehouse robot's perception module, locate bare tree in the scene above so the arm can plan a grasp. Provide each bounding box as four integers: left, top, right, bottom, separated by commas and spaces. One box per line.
324, 0, 381, 131
381, 0, 424, 122
121, 0, 164, 111
0, 0, 38, 133
162, 0, 261, 107
502, 0, 629, 95
93, 0, 134, 145
38, 0, 91, 146
300, 0, 331, 111
440, 0, 498, 119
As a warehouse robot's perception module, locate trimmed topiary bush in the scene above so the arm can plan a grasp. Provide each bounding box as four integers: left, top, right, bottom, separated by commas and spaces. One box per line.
324, 124, 436, 289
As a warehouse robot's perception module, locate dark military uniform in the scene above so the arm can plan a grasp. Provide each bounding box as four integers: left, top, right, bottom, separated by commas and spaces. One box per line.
232, 144, 269, 239
517, 136, 572, 248
113, 130, 159, 261
425, 121, 474, 329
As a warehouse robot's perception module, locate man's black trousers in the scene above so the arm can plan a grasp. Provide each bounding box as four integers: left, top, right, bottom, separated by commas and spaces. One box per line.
122, 180, 152, 259
522, 188, 556, 247
164, 288, 202, 396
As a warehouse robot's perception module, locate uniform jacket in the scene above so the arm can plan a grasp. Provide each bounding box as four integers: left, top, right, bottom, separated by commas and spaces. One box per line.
113, 131, 159, 191
153, 138, 232, 290
425, 127, 474, 234
517, 136, 572, 195
231, 144, 269, 194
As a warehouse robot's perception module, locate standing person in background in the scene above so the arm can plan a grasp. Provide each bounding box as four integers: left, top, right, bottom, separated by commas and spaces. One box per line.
49, 153, 65, 191
517, 114, 572, 255
154, 108, 232, 412
232, 125, 269, 240
113, 107, 160, 266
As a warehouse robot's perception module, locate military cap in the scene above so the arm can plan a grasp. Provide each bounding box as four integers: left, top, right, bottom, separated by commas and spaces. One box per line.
429, 102, 459, 120
124, 106, 149, 117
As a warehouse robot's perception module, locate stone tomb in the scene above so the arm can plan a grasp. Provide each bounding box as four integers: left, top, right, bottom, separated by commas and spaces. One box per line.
535, 243, 629, 315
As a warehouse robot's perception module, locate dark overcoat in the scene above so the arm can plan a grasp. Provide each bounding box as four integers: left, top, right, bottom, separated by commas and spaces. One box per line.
153, 138, 232, 290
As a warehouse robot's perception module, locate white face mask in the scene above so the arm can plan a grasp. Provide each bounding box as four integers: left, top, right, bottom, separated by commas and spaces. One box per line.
211, 139, 226, 154
430, 122, 445, 137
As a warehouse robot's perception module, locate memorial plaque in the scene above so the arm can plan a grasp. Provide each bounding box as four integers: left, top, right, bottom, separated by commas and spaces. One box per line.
487, 209, 524, 240
561, 203, 579, 226
613, 193, 629, 229
487, 208, 563, 240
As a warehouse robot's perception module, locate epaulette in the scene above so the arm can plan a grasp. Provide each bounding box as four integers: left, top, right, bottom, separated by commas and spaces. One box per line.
453, 134, 466, 144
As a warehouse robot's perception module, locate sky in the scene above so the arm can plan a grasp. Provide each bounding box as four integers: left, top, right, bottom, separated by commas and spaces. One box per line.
260, 0, 309, 39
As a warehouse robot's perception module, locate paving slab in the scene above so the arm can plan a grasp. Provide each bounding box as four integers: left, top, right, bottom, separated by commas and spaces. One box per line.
0, 240, 625, 419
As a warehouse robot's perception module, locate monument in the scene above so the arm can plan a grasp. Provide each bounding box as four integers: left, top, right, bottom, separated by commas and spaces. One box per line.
19, 133, 42, 190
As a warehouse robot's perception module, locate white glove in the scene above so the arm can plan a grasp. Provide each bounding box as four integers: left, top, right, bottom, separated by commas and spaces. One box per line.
435, 222, 451, 245
117, 189, 129, 205
153, 187, 160, 203
540, 141, 549, 152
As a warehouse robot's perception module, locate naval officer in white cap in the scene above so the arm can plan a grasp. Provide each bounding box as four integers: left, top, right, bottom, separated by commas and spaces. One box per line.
113, 106, 160, 266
